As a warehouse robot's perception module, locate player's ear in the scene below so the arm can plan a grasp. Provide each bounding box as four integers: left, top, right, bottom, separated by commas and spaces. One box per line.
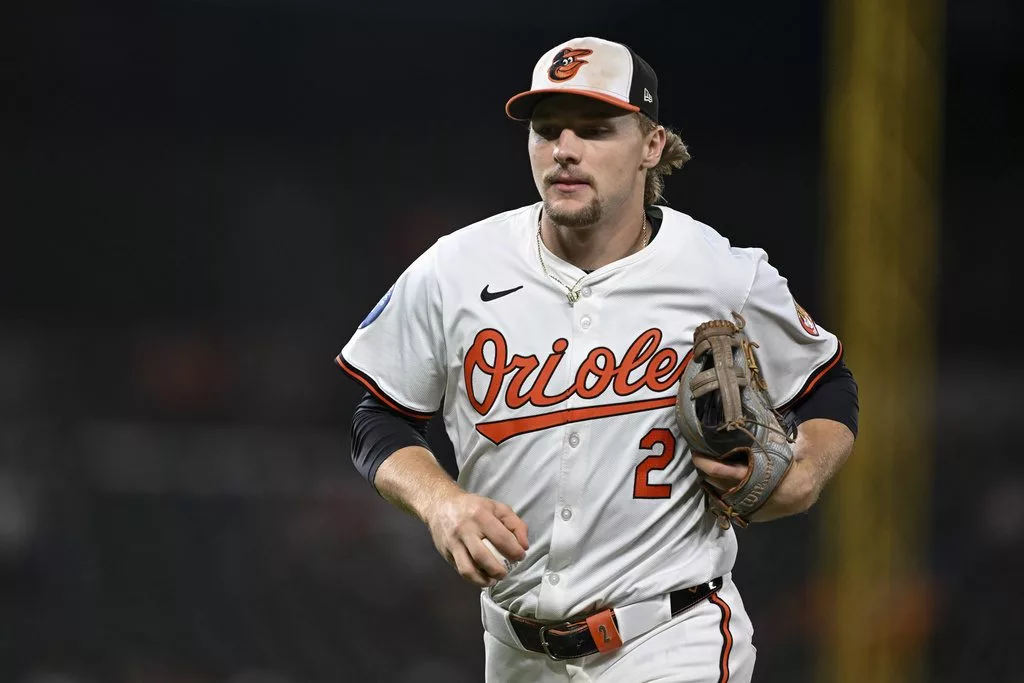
641, 126, 667, 170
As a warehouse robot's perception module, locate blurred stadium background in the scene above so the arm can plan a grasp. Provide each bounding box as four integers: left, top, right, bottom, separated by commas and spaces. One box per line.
3, 0, 1021, 681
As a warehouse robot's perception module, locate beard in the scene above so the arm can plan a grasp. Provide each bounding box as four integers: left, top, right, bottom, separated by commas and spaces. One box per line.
543, 196, 602, 228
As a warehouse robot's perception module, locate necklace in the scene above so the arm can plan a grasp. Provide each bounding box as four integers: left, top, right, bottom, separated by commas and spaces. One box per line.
536, 211, 649, 305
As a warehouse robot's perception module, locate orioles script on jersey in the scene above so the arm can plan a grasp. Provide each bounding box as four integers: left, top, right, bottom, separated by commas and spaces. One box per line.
465, 327, 692, 444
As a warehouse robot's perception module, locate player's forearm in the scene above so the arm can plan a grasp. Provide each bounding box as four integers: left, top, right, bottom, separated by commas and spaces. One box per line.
751, 417, 855, 522
373, 446, 464, 524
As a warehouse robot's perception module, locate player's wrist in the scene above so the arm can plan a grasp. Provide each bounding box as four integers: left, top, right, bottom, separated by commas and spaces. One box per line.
374, 446, 463, 523
417, 481, 468, 528
751, 459, 818, 521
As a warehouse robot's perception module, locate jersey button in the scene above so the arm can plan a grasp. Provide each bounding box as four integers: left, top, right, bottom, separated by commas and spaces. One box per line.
568, 433, 580, 448
560, 507, 573, 521
581, 286, 592, 298
580, 315, 592, 329
548, 573, 561, 585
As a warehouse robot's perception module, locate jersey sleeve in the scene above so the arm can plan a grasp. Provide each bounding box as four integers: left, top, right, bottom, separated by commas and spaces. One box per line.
336, 242, 446, 418
737, 251, 844, 411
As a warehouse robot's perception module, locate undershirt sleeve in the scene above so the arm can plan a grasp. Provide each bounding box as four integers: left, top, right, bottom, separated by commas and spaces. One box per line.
351, 391, 432, 490
787, 358, 859, 437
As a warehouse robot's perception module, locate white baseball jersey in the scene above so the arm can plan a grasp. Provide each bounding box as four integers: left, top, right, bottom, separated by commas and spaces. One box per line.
338, 202, 841, 621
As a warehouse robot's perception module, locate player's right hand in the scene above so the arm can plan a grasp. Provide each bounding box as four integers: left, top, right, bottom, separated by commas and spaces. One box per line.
425, 492, 529, 588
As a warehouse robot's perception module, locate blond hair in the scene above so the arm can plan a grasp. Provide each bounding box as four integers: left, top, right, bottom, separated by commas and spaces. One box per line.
637, 113, 690, 206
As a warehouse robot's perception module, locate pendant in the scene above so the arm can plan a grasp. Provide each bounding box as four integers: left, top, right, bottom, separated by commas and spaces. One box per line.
567, 290, 580, 305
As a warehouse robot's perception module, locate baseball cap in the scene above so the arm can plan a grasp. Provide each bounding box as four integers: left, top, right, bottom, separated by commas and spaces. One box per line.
505, 36, 659, 123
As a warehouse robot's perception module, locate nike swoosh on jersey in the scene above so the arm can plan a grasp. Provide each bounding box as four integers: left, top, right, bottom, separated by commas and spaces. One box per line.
480, 284, 524, 302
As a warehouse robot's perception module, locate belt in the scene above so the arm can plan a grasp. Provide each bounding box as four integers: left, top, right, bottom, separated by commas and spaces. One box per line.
506, 576, 723, 661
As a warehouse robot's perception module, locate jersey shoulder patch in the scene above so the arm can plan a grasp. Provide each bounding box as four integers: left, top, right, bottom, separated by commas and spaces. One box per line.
795, 302, 820, 336
359, 285, 394, 329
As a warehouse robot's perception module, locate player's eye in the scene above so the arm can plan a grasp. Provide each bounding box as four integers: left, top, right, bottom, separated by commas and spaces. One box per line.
533, 125, 560, 140
578, 126, 609, 138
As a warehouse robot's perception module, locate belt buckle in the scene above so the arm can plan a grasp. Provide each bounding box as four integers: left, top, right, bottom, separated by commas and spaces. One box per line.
537, 621, 575, 661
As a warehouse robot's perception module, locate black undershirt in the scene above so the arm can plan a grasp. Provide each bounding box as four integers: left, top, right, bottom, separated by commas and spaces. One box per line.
350, 391, 431, 489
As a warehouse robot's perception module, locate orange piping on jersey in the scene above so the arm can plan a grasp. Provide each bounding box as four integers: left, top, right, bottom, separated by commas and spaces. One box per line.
709, 592, 733, 683
335, 355, 433, 420
800, 341, 844, 397
778, 341, 844, 412
476, 396, 676, 445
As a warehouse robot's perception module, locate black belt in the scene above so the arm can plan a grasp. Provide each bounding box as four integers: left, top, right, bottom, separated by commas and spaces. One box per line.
508, 576, 724, 661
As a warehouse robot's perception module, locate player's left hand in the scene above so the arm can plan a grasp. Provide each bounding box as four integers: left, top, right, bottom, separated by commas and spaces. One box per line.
691, 451, 749, 492
693, 439, 830, 522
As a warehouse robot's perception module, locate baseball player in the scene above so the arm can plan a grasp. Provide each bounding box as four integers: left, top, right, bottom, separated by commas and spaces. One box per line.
337, 37, 858, 682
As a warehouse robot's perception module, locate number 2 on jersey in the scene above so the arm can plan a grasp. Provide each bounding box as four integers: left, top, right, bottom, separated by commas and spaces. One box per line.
633, 428, 676, 499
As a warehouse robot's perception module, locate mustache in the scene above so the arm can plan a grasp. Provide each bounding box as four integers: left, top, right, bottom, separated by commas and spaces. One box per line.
544, 170, 594, 185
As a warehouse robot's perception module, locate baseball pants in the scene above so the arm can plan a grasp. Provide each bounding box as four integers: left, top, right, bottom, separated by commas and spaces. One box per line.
481, 574, 755, 682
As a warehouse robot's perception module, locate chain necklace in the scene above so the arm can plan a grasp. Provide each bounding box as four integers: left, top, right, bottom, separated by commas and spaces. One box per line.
536, 211, 649, 305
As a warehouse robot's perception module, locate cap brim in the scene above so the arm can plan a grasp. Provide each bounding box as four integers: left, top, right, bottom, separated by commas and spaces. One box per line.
505, 89, 641, 121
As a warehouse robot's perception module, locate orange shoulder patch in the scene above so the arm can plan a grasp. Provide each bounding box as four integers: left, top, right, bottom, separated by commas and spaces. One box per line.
795, 302, 819, 336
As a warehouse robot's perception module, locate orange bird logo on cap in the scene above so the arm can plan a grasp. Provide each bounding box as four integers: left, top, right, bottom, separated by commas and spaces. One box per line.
548, 48, 593, 82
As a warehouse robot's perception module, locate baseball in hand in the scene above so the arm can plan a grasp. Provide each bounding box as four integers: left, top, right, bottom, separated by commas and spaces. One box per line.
481, 538, 520, 573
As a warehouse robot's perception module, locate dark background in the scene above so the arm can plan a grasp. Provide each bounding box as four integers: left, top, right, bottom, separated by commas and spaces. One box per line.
2, 1, 1022, 681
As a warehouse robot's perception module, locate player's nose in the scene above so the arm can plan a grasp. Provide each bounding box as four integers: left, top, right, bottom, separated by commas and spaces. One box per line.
552, 129, 583, 165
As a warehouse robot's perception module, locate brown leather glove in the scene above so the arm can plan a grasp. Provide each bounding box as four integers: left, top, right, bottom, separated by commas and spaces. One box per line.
676, 314, 796, 528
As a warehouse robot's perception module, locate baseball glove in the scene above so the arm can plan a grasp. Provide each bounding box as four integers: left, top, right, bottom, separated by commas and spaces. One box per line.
675, 313, 795, 528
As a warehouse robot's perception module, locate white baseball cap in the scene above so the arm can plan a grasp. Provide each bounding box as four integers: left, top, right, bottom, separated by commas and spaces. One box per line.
505, 36, 660, 122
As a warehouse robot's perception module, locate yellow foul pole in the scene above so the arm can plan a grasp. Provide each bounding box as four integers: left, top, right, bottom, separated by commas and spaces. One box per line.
821, 0, 945, 681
